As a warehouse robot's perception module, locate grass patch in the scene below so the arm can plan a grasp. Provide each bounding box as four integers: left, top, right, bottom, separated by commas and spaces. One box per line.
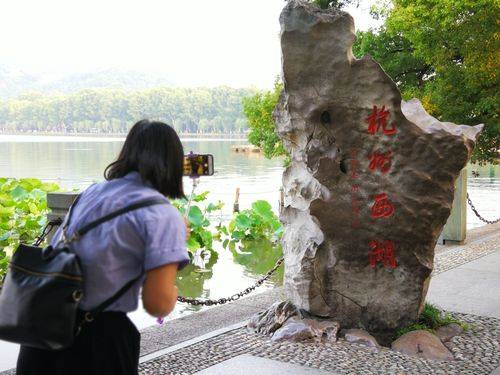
395, 303, 469, 339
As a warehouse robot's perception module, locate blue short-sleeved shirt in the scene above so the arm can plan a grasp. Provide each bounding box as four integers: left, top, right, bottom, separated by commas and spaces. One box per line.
50, 171, 190, 312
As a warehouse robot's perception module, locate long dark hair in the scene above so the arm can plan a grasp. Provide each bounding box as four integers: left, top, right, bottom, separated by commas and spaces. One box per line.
105, 120, 185, 199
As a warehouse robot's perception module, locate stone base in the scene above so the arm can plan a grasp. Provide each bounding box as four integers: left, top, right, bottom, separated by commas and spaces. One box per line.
248, 301, 464, 362
248, 301, 339, 343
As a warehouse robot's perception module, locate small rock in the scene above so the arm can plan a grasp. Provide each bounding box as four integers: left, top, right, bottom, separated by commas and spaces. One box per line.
247, 301, 302, 335
343, 329, 380, 348
436, 323, 463, 342
271, 317, 340, 343
392, 330, 455, 361
306, 318, 340, 343
271, 318, 315, 342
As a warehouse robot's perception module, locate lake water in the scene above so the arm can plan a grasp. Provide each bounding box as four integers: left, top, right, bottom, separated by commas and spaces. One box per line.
0, 134, 498, 371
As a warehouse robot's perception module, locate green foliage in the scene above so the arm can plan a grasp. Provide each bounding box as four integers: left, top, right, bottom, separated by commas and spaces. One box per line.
242, 81, 287, 159
223, 200, 282, 246
353, 28, 432, 96
0, 178, 60, 277
419, 303, 467, 331
312, 0, 359, 9
172, 191, 224, 254
0, 86, 254, 135
353, 0, 499, 164
395, 323, 434, 338
395, 303, 468, 339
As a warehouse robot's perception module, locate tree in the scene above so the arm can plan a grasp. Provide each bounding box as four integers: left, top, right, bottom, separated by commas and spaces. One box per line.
0, 87, 254, 135
242, 81, 286, 159
355, 0, 499, 164
353, 28, 432, 97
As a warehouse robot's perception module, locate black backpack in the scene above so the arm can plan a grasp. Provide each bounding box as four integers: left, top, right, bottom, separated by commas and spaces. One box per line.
0, 196, 167, 350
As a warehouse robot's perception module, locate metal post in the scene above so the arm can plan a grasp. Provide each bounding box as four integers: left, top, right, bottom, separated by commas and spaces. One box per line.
441, 168, 467, 244
46, 192, 79, 242
233, 188, 240, 213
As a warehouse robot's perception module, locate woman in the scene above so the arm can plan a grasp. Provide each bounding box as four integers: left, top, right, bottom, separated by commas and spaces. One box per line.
17, 120, 190, 375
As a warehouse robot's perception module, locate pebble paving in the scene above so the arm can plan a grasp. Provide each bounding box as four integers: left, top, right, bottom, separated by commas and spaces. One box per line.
433, 232, 500, 275
139, 311, 500, 374
140, 232, 500, 374
2, 229, 498, 375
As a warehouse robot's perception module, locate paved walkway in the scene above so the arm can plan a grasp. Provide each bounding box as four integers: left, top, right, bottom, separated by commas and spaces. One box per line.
1, 223, 499, 374
194, 354, 335, 375
428, 250, 500, 319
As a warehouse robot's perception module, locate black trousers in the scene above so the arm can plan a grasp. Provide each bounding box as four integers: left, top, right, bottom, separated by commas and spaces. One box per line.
16, 312, 140, 375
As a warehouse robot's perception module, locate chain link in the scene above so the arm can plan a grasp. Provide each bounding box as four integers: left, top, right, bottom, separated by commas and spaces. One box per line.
177, 256, 284, 306
467, 193, 500, 225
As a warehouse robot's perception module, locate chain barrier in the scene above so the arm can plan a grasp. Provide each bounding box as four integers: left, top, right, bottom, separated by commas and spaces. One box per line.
177, 256, 284, 306
467, 193, 500, 225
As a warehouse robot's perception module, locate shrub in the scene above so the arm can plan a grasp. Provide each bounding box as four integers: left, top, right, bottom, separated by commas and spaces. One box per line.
395, 303, 468, 339
0, 178, 60, 278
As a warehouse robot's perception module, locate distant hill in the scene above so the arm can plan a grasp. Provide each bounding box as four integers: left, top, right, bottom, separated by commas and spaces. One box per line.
0, 65, 175, 98
39, 69, 175, 94
0, 64, 256, 135
0, 65, 38, 98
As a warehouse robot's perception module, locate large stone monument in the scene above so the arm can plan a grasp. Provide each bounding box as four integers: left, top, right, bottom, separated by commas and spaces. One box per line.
266, 0, 483, 343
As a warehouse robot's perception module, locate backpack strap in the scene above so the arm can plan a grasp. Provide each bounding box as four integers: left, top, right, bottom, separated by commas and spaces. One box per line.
79, 273, 144, 328
63, 196, 168, 244
70, 196, 169, 325
76, 197, 168, 237
88, 274, 143, 317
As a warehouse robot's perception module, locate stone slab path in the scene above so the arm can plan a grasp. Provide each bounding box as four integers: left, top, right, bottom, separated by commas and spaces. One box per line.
193, 354, 335, 375
428, 250, 500, 319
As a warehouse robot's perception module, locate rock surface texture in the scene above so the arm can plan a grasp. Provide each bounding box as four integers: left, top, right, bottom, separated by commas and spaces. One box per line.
392, 330, 455, 361
343, 329, 380, 348
436, 323, 464, 343
247, 301, 302, 336
271, 317, 339, 343
275, 0, 483, 343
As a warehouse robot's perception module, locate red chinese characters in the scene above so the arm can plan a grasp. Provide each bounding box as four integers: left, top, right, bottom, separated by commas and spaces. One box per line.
350, 159, 359, 179
371, 193, 395, 218
368, 240, 397, 269
366, 104, 398, 269
368, 151, 392, 173
366, 105, 397, 136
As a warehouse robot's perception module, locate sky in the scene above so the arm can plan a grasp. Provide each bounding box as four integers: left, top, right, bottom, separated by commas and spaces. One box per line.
0, 0, 379, 88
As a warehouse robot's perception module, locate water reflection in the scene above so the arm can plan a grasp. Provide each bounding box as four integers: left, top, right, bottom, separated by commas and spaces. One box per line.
174, 239, 283, 303
230, 239, 284, 283
176, 252, 219, 299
